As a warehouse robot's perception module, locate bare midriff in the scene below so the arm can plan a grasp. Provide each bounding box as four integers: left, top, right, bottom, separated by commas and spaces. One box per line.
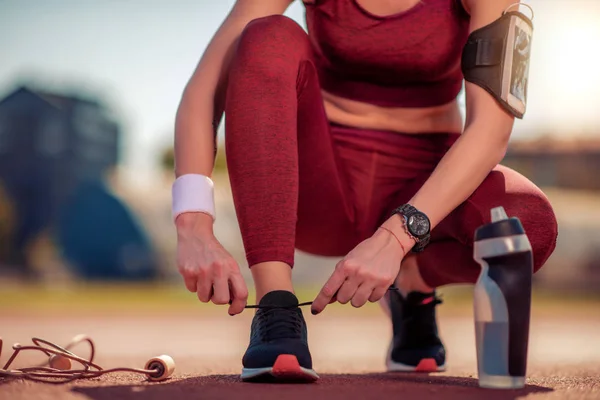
322, 90, 465, 134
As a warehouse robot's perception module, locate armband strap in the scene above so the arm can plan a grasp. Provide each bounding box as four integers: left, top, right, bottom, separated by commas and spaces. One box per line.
172, 174, 216, 223
461, 7, 534, 119
462, 38, 504, 68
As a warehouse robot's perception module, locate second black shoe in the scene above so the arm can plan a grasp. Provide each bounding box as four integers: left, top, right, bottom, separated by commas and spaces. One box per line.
382, 290, 446, 372
241, 290, 318, 382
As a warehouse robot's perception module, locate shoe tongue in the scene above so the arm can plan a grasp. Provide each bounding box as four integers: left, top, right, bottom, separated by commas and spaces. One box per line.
405, 291, 436, 306
259, 290, 299, 307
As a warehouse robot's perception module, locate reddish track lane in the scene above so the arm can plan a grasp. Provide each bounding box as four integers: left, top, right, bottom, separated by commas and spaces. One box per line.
1, 312, 599, 399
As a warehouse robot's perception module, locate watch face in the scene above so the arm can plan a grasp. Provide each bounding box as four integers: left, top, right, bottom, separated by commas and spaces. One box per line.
408, 213, 430, 237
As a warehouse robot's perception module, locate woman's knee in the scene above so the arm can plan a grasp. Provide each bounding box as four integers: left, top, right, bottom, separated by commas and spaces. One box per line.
497, 168, 558, 272
242, 15, 307, 42
232, 15, 310, 80
464, 168, 558, 272
526, 191, 558, 273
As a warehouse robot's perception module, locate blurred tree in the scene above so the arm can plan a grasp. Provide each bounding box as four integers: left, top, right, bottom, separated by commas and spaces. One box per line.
0, 180, 15, 263
161, 147, 175, 171
160, 146, 228, 173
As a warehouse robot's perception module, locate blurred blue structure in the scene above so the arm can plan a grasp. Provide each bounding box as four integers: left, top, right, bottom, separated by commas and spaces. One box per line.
0, 85, 156, 279
57, 180, 157, 280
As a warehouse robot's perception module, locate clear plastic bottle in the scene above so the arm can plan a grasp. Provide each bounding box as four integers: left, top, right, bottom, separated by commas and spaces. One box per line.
473, 207, 533, 389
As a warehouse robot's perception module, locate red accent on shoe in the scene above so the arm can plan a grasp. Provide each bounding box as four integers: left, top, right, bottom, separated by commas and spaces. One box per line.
421, 296, 434, 305
272, 354, 316, 381
414, 358, 438, 372
272, 354, 301, 374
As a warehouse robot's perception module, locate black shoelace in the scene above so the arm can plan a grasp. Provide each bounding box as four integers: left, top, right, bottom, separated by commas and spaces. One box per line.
242, 286, 400, 310
256, 307, 305, 340
244, 301, 313, 310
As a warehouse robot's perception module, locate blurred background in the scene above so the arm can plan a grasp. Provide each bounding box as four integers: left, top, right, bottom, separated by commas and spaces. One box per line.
0, 0, 599, 313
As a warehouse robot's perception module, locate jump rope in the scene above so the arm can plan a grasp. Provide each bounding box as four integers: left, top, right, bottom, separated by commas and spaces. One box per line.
0, 335, 174, 384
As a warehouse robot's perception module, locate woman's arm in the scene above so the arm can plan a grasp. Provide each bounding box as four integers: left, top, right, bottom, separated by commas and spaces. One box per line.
382, 0, 519, 239
174, 0, 293, 180
310, 0, 525, 314
174, 0, 292, 314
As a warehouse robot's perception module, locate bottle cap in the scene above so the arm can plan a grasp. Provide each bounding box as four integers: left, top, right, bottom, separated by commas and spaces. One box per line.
474, 207, 525, 241
491, 207, 508, 222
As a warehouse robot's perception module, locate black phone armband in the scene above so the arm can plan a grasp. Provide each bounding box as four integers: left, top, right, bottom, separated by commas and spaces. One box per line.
461, 4, 534, 119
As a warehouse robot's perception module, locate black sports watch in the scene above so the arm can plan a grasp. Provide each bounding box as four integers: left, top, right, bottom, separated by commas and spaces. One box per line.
390, 204, 431, 253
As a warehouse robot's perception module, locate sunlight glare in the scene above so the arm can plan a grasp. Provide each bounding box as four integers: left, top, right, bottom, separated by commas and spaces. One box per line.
540, 16, 600, 126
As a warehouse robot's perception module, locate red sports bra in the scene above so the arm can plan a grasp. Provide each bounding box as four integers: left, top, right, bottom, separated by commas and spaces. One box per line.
304, 0, 470, 107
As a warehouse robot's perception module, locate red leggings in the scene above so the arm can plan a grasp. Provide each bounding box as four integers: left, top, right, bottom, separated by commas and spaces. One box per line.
224, 16, 558, 287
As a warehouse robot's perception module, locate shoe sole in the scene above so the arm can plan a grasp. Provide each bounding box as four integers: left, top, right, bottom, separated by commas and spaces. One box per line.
241, 354, 319, 383
380, 295, 446, 373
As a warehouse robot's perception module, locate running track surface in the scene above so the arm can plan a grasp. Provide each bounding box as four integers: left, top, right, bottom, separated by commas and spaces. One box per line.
1, 309, 600, 400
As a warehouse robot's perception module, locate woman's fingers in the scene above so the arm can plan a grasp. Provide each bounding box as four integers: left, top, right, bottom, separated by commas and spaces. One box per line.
228, 273, 249, 315
333, 259, 361, 304
196, 268, 213, 302
311, 265, 347, 314
351, 281, 377, 308
212, 275, 230, 305
183, 276, 197, 293
368, 285, 389, 303
177, 233, 248, 314
336, 277, 359, 304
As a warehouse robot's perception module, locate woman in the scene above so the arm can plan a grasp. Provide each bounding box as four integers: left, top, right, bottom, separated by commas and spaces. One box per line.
173, 0, 558, 382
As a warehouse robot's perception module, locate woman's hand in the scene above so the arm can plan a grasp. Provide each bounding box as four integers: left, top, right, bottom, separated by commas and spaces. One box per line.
176, 213, 248, 315
311, 221, 410, 314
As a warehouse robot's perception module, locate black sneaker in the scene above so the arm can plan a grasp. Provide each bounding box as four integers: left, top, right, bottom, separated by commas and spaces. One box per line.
241, 290, 318, 382
382, 290, 446, 372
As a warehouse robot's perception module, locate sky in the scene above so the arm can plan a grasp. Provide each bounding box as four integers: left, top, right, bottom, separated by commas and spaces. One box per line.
1, 0, 600, 180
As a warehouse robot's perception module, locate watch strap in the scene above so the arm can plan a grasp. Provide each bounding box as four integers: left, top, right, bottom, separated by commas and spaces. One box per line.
391, 204, 431, 253
412, 231, 430, 252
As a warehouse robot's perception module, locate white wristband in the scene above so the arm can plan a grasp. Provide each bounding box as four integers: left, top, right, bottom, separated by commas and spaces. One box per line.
172, 174, 216, 223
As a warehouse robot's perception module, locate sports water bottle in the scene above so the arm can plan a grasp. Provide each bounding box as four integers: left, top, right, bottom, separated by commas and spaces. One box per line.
473, 206, 533, 389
